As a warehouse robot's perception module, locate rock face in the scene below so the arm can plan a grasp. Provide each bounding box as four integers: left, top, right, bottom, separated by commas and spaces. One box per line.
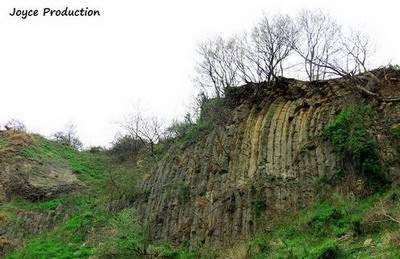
137, 77, 400, 246
0, 132, 83, 202
0, 163, 82, 202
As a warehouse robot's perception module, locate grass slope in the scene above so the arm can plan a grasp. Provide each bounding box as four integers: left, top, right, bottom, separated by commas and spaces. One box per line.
1, 133, 195, 259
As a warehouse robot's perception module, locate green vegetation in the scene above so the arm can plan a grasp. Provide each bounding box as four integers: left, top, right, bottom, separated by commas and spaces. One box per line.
0, 138, 9, 150
324, 102, 386, 185
95, 208, 146, 257
3, 134, 196, 259
1, 198, 65, 212
166, 119, 212, 147
20, 135, 106, 182
3, 93, 400, 258
390, 125, 400, 140
252, 200, 267, 219
8, 240, 77, 259
236, 190, 400, 258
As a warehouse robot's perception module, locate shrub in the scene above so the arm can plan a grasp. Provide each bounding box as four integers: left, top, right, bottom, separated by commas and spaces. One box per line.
88, 146, 104, 153
3, 119, 26, 132
246, 236, 270, 257
109, 134, 145, 162
52, 132, 82, 150
324, 102, 386, 185
164, 113, 194, 140
390, 125, 400, 140
309, 240, 339, 259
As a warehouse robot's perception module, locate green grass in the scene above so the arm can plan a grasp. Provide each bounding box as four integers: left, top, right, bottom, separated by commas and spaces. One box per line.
4, 198, 64, 212
174, 119, 212, 147
20, 135, 106, 183
238, 189, 400, 258
5, 136, 196, 259
8, 239, 76, 259
0, 137, 9, 150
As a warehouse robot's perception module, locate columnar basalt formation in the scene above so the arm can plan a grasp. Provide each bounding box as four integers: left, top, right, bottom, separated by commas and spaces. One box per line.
137, 75, 400, 246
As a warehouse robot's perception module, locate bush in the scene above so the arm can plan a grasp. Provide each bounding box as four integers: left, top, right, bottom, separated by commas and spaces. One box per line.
164, 113, 194, 140
109, 134, 145, 161
390, 125, 400, 140
324, 102, 386, 185
246, 236, 270, 257
88, 146, 105, 153
309, 240, 339, 259
52, 132, 82, 150
3, 119, 26, 132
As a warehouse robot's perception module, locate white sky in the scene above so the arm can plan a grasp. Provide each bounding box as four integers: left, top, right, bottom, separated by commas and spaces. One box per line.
0, 0, 399, 147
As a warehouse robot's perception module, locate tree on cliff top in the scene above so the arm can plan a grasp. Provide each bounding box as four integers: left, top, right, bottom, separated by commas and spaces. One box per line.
195, 10, 376, 98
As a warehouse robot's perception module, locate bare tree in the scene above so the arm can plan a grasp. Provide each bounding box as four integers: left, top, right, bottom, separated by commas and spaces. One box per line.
248, 14, 298, 82
297, 24, 374, 78
193, 10, 386, 101
340, 30, 372, 75
233, 34, 267, 83
52, 123, 83, 150
3, 119, 27, 132
294, 10, 341, 80
121, 112, 163, 155
195, 36, 243, 98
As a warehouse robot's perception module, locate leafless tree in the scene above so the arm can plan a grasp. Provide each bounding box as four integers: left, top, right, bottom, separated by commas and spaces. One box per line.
233, 34, 267, 83
195, 36, 243, 98
294, 10, 341, 80
3, 119, 27, 132
121, 111, 163, 155
193, 10, 386, 102
52, 123, 83, 150
248, 14, 298, 82
340, 30, 373, 75
295, 13, 374, 79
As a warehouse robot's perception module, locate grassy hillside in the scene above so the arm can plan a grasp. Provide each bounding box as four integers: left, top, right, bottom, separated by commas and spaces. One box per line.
0, 132, 196, 258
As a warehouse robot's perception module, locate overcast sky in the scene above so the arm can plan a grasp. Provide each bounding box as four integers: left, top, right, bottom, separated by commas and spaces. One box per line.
0, 0, 399, 147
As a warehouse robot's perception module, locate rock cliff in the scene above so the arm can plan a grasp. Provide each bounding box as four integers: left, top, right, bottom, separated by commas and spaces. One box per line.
137, 74, 400, 247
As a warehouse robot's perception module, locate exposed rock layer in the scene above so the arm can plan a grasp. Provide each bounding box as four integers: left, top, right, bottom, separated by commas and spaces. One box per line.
137, 77, 400, 246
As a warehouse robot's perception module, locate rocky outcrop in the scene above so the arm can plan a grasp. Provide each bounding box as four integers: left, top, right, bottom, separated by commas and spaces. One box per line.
0, 163, 82, 202
137, 76, 400, 247
0, 132, 83, 202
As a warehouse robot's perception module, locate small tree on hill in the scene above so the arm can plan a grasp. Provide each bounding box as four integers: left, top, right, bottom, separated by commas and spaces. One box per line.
52, 123, 83, 150
3, 119, 27, 132
121, 112, 163, 156
109, 134, 145, 161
